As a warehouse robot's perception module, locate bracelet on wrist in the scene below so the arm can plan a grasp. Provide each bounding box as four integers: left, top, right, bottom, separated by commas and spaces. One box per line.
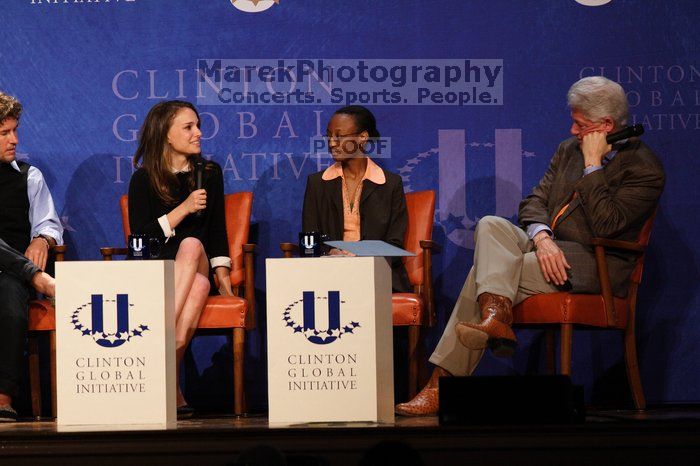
34, 235, 51, 249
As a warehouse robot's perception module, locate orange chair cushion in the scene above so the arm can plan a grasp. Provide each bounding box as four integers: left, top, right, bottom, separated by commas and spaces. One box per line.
392, 293, 424, 326
198, 295, 248, 329
512, 292, 629, 329
28, 300, 56, 331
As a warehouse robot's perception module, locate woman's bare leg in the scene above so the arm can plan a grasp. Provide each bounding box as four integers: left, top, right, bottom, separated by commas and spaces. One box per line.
172, 238, 210, 407
173, 238, 208, 321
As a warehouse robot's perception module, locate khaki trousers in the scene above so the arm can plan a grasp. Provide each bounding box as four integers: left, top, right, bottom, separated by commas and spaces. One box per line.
429, 216, 558, 376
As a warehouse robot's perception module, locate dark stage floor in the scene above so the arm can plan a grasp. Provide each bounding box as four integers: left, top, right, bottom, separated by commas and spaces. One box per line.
1, 406, 699, 466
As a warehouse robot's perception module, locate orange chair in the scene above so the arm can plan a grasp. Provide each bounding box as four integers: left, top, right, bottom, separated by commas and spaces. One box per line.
27, 244, 66, 419
393, 190, 439, 398
100, 193, 255, 415
281, 190, 439, 399
512, 212, 657, 410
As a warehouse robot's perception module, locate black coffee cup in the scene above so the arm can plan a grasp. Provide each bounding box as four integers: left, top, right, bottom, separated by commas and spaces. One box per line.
299, 231, 323, 257
128, 234, 161, 260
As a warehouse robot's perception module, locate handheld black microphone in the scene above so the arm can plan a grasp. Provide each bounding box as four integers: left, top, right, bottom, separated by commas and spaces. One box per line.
194, 158, 205, 218
606, 124, 644, 144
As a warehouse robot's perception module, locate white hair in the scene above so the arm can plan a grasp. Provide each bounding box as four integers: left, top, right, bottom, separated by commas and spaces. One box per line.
567, 76, 628, 127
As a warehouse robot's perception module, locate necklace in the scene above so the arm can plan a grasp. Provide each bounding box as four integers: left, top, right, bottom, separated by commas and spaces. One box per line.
345, 177, 362, 212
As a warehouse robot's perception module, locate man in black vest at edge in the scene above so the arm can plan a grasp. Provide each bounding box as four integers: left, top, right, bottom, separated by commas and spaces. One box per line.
0, 92, 62, 422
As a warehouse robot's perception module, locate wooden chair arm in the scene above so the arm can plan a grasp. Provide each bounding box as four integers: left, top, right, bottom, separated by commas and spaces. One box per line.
243, 243, 256, 329
593, 244, 618, 327
592, 237, 646, 327
51, 245, 67, 262
419, 239, 442, 254
419, 239, 441, 327
279, 242, 298, 258
100, 247, 129, 261
591, 237, 646, 253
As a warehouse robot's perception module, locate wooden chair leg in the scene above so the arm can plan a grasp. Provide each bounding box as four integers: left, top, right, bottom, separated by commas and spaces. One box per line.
624, 324, 647, 410
233, 327, 245, 416
544, 329, 556, 375
407, 325, 420, 399
560, 324, 573, 376
50, 330, 57, 419
28, 334, 42, 419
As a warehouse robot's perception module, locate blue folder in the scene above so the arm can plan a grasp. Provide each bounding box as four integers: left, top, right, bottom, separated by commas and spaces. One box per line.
324, 240, 415, 257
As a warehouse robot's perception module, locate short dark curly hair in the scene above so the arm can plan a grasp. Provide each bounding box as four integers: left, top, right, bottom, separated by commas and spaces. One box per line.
0, 92, 22, 123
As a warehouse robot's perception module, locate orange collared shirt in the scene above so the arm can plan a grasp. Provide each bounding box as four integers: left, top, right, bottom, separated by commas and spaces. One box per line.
322, 158, 386, 241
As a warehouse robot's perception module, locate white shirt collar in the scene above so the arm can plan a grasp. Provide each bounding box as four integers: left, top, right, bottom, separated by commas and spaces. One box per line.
10, 160, 21, 172
171, 165, 191, 174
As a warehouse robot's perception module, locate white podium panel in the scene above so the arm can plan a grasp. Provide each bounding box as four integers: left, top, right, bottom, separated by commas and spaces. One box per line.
55, 261, 176, 428
266, 257, 394, 424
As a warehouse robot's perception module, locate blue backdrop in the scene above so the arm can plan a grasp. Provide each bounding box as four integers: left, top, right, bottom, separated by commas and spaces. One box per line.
3, 0, 698, 410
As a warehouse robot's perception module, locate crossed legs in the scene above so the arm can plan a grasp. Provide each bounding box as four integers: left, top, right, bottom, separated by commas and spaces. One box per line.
396, 216, 558, 416
172, 237, 211, 408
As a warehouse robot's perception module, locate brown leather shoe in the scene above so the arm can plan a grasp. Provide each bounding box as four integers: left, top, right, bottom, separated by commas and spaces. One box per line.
395, 367, 450, 416
455, 292, 517, 358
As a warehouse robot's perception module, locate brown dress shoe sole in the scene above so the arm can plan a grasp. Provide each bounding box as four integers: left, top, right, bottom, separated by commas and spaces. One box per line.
455, 323, 489, 350
395, 404, 438, 417
456, 323, 517, 358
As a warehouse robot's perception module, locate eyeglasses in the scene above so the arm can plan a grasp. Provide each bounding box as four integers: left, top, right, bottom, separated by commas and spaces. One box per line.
325, 131, 362, 142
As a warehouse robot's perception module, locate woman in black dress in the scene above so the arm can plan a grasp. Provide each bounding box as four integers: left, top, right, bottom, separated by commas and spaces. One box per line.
128, 100, 231, 414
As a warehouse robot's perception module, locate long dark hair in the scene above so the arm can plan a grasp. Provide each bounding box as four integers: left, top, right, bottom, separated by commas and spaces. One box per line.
133, 100, 199, 205
333, 105, 380, 139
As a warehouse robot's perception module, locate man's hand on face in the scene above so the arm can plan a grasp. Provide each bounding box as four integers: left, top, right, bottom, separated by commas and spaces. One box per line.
534, 233, 571, 286
25, 237, 49, 271
580, 130, 612, 168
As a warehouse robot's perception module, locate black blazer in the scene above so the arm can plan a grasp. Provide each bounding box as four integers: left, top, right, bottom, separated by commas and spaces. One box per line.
302, 168, 411, 292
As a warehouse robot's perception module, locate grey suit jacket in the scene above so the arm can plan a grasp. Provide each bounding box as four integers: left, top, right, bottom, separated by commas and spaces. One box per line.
519, 137, 665, 296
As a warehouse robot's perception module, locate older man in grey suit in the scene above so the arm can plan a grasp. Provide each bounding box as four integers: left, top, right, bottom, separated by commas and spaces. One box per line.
396, 76, 665, 416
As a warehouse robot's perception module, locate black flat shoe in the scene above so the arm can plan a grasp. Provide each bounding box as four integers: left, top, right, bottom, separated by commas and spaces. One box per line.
0, 406, 17, 423
177, 405, 194, 420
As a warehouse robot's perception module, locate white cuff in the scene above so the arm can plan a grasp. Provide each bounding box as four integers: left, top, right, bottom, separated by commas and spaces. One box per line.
210, 256, 232, 269
583, 165, 604, 176
526, 223, 552, 241
157, 215, 175, 242
35, 229, 63, 246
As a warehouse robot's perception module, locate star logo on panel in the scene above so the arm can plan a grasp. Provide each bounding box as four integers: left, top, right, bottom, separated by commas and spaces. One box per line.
398, 128, 536, 250
284, 291, 360, 345
71, 294, 149, 348
230, 0, 280, 13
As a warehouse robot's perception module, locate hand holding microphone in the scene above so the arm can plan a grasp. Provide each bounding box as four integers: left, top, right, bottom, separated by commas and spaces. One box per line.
186, 189, 207, 215
605, 124, 644, 144
582, 124, 645, 167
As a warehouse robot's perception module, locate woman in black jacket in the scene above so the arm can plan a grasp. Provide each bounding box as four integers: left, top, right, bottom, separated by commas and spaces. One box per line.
302, 105, 410, 292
